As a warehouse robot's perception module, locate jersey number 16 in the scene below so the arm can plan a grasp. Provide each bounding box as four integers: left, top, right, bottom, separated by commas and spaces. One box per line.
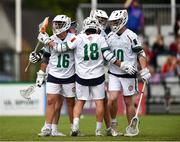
57, 54, 70, 68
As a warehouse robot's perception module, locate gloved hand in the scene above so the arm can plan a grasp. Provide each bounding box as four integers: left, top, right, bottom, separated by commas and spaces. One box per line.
120, 62, 136, 75
36, 70, 46, 87
29, 52, 42, 63
139, 67, 151, 82
37, 32, 51, 45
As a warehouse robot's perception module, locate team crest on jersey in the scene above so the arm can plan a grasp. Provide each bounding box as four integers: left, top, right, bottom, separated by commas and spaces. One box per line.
72, 86, 76, 93
128, 85, 133, 91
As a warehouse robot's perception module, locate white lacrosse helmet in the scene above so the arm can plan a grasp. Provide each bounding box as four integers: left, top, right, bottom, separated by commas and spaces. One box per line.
83, 17, 99, 32
108, 10, 128, 33
90, 9, 108, 30
52, 15, 71, 35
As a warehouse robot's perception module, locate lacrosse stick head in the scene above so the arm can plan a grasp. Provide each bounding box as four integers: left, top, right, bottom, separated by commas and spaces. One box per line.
126, 116, 139, 136
20, 85, 36, 100
39, 17, 49, 33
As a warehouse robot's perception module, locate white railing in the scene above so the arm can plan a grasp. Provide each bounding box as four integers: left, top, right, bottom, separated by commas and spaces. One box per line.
77, 3, 180, 27
76, 3, 180, 46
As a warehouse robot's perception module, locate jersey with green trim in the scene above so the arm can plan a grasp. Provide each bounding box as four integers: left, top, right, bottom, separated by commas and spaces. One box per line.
44, 32, 75, 78
71, 33, 108, 79
99, 29, 109, 82
107, 29, 142, 75
100, 29, 108, 40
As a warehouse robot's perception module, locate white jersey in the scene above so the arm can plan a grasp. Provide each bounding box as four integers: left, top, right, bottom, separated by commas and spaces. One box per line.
99, 29, 107, 40
44, 33, 75, 78
71, 33, 108, 79
99, 29, 109, 82
107, 29, 142, 75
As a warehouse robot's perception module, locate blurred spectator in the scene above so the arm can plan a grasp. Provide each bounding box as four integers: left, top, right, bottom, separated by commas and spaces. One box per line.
161, 56, 177, 78
125, 0, 144, 34
151, 35, 167, 70
149, 66, 161, 83
142, 39, 153, 65
176, 44, 180, 77
169, 34, 180, 54
174, 13, 180, 37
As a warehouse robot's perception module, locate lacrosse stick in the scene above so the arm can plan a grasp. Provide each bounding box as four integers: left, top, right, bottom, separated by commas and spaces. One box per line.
25, 17, 49, 72
89, 9, 95, 18
20, 84, 36, 100
126, 82, 146, 136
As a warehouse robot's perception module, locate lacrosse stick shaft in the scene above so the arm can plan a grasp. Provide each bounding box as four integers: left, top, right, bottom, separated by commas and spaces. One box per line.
135, 82, 146, 117
24, 17, 49, 73
24, 41, 41, 72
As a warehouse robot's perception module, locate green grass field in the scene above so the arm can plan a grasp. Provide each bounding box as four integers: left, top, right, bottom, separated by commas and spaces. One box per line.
0, 115, 180, 141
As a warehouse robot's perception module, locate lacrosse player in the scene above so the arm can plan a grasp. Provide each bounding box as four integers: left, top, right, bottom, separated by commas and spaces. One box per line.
107, 10, 151, 136
29, 15, 76, 136
90, 9, 122, 136
90, 9, 108, 39
49, 16, 136, 136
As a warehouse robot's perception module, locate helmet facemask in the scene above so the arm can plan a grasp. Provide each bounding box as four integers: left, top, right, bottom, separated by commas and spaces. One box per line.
90, 9, 108, 30
52, 15, 71, 35
109, 18, 123, 33
108, 10, 128, 33
83, 17, 99, 33
97, 16, 108, 30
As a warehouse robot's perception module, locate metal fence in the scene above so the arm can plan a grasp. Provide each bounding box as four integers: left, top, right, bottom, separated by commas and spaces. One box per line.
147, 79, 180, 114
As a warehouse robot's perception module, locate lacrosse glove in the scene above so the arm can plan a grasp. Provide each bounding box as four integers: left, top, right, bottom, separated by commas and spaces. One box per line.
120, 62, 136, 75
36, 70, 46, 87
139, 67, 151, 82
38, 32, 51, 45
29, 52, 42, 63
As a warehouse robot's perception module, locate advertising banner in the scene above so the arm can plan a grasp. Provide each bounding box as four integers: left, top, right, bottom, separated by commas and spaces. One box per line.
0, 83, 45, 116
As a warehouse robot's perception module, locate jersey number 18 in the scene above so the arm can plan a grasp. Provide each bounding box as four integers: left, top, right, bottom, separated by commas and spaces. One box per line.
84, 43, 99, 61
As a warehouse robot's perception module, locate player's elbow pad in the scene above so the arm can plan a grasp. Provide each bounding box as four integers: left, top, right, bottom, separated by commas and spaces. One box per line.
42, 57, 49, 64
41, 52, 50, 64
103, 50, 117, 63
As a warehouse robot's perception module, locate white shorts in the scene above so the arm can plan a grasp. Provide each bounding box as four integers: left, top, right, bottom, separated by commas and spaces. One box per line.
76, 82, 105, 100
46, 82, 75, 98
108, 74, 138, 96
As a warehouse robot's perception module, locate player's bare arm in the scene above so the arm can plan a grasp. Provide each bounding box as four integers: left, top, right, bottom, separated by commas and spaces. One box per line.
138, 50, 151, 82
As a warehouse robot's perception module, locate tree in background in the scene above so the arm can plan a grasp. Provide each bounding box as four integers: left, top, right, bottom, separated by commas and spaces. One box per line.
23, 0, 90, 19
